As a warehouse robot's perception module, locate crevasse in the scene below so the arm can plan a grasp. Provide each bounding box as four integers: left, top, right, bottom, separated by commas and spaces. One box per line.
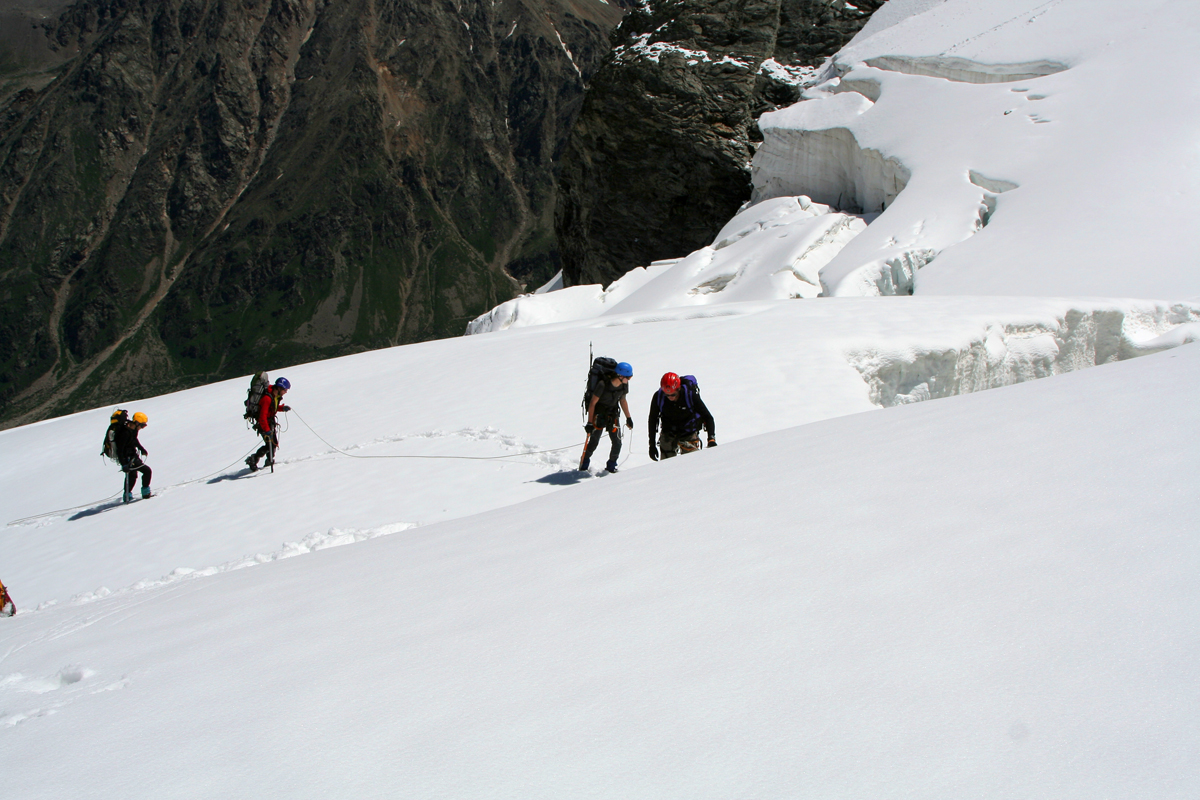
849, 304, 1200, 407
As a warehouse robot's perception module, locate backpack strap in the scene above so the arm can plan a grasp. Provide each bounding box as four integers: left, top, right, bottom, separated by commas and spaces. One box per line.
679, 376, 699, 412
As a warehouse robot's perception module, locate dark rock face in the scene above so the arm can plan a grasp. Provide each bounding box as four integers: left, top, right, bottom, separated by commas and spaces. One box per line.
556, 0, 883, 288
0, 0, 622, 425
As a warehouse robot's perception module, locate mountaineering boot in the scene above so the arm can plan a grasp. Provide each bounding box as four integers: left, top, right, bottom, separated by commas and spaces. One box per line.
141, 486, 152, 499
605, 462, 619, 474
245, 455, 258, 472
122, 491, 133, 504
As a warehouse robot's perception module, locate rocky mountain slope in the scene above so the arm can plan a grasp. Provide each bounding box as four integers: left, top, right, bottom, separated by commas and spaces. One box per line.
556, 0, 884, 287
0, 0, 622, 426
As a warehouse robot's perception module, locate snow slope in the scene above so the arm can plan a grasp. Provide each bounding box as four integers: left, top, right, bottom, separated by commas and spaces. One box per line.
2, 340, 1198, 799
3, 0, 1200, 796
755, 0, 1200, 298
5, 295, 1196, 608
466, 196, 871, 332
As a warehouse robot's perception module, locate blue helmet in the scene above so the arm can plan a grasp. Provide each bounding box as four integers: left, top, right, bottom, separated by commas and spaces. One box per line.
274, 377, 291, 390
615, 362, 633, 378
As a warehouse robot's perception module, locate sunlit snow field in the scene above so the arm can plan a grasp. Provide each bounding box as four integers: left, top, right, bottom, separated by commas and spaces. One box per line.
3, 0, 1200, 797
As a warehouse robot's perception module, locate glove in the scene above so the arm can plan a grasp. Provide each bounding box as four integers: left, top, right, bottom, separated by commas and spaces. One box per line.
584, 423, 595, 434
279, 404, 291, 412
626, 417, 634, 430
649, 443, 659, 461
707, 438, 717, 448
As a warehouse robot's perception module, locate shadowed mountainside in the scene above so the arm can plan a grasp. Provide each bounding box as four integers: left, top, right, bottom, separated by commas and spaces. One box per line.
0, 0, 622, 426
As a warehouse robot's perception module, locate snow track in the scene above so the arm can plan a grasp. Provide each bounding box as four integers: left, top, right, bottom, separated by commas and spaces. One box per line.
62, 520, 419, 609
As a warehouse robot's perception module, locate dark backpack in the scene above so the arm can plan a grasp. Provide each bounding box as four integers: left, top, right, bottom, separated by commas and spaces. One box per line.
582, 356, 618, 413
101, 409, 128, 461
245, 372, 270, 423
657, 375, 699, 415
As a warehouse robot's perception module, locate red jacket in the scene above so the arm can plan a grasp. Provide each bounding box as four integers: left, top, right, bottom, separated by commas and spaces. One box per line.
258, 391, 279, 433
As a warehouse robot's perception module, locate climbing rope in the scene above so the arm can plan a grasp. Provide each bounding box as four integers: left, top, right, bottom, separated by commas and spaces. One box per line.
6, 491, 124, 527
6, 446, 262, 527
172, 446, 264, 487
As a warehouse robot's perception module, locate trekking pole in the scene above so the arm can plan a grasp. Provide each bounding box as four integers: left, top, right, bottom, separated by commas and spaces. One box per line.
269, 433, 276, 474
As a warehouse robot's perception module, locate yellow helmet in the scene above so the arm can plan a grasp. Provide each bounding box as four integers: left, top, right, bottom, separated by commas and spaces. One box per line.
132, 412, 148, 425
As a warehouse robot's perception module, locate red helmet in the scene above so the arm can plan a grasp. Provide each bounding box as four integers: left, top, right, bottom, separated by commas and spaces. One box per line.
660, 372, 681, 393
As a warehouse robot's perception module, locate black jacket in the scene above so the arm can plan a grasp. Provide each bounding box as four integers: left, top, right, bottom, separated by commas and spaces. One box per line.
114, 425, 147, 466
648, 387, 715, 439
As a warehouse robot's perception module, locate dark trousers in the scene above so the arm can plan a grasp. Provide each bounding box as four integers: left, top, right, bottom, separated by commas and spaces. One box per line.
657, 431, 701, 459
122, 461, 152, 493
581, 408, 622, 469
252, 430, 278, 466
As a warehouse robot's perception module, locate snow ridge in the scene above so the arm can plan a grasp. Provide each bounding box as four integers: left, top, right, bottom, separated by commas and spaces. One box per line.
849, 303, 1200, 406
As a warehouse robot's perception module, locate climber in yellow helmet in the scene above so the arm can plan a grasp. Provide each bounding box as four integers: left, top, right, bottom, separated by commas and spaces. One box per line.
116, 411, 152, 503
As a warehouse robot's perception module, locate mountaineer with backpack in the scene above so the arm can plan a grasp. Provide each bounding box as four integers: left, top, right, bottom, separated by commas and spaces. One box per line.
580, 359, 634, 473
114, 412, 153, 502
102, 408, 129, 462
648, 372, 716, 461
246, 376, 291, 472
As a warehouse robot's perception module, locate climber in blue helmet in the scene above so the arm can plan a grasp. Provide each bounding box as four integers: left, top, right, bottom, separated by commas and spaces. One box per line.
246, 377, 291, 472
580, 361, 634, 473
